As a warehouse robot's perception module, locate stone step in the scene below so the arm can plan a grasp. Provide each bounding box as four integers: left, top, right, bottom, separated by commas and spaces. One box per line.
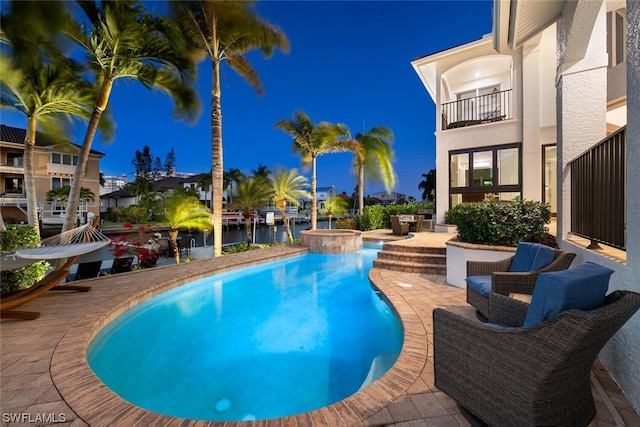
373, 258, 447, 275
376, 251, 447, 265
381, 245, 446, 255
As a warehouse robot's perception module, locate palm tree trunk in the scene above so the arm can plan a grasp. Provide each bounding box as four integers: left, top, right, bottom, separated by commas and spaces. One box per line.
243, 211, 252, 245
63, 78, 113, 233
328, 213, 333, 229
24, 116, 40, 239
358, 163, 365, 216
169, 228, 180, 264
278, 204, 293, 242
212, 61, 224, 257
310, 154, 317, 230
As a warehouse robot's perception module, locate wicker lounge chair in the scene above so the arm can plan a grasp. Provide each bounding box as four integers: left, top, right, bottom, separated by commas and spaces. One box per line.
110, 256, 134, 274
466, 242, 576, 320
435, 271, 640, 427
390, 215, 409, 236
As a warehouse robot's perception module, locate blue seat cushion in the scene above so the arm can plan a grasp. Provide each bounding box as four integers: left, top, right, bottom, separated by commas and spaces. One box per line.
523, 262, 614, 327
466, 275, 492, 297
510, 242, 556, 272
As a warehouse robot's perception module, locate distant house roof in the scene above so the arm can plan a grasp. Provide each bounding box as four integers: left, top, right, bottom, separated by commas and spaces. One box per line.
153, 176, 189, 191
0, 124, 105, 156
100, 188, 132, 198
316, 186, 337, 193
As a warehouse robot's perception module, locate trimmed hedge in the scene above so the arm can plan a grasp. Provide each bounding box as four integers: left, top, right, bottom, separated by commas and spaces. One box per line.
444, 200, 551, 247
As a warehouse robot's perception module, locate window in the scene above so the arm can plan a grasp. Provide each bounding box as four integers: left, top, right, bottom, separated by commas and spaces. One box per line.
51, 152, 78, 165
607, 9, 626, 67
543, 145, 557, 214
6, 153, 23, 167
449, 144, 521, 209
4, 177, 23, 194
52, 177, 72, 188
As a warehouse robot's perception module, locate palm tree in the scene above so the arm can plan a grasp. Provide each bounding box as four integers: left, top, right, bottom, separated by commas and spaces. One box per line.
0, 57, 96, 238
252, 164, 272, 181
232, 176, 272, 245
322, 195, 349, 230
354, 126, 397, 216
196, 172, 212, 208
62, 0, 199, 233
171, 0, 289, 257
274, 111, 362, 229
164, 196, 212, 264
46, 186, 95, 204
418, 169, 436, 201
270, 167, 310, 242
224, 168, 246, 205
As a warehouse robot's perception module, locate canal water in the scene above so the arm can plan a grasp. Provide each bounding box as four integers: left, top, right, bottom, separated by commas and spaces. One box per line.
183, 220, 334, 247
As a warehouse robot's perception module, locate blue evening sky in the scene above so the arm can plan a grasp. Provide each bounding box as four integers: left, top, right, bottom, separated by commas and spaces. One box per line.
1, 1, 493, 199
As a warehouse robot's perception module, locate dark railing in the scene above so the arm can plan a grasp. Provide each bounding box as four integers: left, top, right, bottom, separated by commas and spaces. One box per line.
441, 89, 512, 130
570, 126, 626, 250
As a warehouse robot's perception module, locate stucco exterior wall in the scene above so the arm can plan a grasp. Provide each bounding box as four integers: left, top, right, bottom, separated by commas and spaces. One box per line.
596, 0, 640, 413
556, 0, 640, 412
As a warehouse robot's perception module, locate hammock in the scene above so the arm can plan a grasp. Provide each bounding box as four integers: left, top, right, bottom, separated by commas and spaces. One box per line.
1, 222, 111, 272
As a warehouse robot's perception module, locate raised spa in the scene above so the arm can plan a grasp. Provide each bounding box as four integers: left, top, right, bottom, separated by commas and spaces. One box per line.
87, 245, 402, 421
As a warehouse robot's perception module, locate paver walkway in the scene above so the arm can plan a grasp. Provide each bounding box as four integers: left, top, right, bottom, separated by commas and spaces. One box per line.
1, 231, 638, 426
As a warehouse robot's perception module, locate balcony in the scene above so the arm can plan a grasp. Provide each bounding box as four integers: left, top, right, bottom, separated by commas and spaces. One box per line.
0, 157, 24, 173
47, 163, 76, 175
441, 89, 512, 130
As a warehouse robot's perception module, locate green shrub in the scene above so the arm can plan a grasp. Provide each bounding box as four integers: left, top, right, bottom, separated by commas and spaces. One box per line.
0, 225, 49, 292
336, 217, 356, 229
445, 200, 551, 247
354, 202, 436, 231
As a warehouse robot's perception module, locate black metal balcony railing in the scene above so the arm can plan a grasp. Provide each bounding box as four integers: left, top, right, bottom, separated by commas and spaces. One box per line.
570, 126, 626, 250
441, 89, 512, 130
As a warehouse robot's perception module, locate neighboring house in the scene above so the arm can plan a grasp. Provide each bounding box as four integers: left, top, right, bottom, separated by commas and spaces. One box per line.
414, 0, 639, 411
368, 191, 407, 206
315, 186, 338, 210
0, 124, 104, 225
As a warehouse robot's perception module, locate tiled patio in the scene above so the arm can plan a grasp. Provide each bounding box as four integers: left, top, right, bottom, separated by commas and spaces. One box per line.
1, 231, 639, 426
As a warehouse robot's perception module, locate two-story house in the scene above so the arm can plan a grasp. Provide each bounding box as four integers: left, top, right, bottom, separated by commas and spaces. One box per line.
413, 0, 639, 412
0, 125, 104, 226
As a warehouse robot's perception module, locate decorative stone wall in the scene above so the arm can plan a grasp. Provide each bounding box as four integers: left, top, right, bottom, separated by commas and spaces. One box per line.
300, 230, 363, 254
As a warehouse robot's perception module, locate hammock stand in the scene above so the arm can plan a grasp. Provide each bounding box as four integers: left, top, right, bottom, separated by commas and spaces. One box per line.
1, 220, 110, 320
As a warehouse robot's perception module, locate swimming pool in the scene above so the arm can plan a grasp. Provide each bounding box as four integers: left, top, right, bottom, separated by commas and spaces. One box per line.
87, 244, 402, 421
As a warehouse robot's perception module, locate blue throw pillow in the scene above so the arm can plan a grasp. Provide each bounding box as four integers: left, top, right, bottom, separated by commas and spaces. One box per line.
510, 242, 556, 272
466, 275, 492, 296
523, 262, 614, 327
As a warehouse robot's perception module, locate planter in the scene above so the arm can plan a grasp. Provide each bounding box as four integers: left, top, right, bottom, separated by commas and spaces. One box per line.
300, 229, 363, 254
445, 239, 515, 288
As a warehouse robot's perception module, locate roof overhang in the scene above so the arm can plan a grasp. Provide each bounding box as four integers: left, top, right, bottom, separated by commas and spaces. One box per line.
411, 37, 494, 102
493, 0, 566, 52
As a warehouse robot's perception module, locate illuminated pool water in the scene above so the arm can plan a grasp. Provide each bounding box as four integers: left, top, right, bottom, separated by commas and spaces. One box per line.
87, 245, 402, 421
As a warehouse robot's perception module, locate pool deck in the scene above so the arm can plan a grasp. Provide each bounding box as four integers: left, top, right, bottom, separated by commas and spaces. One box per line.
1, 230, 639, 426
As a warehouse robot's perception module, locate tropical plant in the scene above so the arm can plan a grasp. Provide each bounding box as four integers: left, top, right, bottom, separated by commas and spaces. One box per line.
123, 177, 155, 202
418, 169, 436, 201
196, 171, 212, 208
353, 126, 396, 216
1, 0, 98, 239
164, 196, 213, 263
171, 0, 289, 257
321, 195, 349, 229
252, 164, 272, 181
270, 167, 310, 242
274, 111, 362, 229
231, 176, 272, 245
62, 0, 199, 233
46, 186, 95, 203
